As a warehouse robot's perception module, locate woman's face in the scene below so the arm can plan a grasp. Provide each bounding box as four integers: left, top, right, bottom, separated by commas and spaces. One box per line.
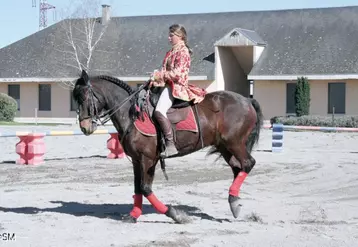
168, 32, 182, 46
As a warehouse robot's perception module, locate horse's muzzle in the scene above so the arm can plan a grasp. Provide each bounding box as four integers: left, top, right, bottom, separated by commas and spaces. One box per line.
80, 119, 97, 135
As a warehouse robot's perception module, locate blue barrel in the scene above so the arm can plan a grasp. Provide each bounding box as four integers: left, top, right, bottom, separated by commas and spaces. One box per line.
272, 123, 284, 152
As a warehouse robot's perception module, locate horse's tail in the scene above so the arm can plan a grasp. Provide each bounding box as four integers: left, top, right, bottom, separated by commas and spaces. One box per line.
246, 98, 264, 153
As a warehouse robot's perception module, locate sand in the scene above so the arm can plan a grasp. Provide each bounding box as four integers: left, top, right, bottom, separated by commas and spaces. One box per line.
1, 126, 358, 247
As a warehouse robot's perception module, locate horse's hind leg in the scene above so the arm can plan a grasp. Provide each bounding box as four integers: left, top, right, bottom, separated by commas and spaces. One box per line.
221, 144, 256, 218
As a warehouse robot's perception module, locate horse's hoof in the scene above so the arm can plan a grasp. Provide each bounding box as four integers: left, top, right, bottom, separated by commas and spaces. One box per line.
165, 206, 191, 224
228, 195, 242, 219
121, 214, 138, 223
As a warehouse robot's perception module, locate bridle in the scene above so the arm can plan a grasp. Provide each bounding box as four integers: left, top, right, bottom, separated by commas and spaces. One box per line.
77, 79, 150, 126
77, 82, 102, 124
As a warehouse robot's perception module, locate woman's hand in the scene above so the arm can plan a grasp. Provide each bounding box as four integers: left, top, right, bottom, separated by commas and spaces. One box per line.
148, 70, 159, 88
151, 69, 162, 82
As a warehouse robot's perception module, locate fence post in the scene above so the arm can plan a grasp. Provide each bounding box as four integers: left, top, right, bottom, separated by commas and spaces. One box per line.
35, 108, 38, 125
107, 133, 125, 159
272, 123, 284, 152
15, 135, 29, 165
27, 133, 46, 165
15, 133, 46, 165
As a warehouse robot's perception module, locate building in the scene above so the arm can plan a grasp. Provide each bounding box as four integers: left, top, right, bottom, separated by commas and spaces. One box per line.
1, 5, 357, 120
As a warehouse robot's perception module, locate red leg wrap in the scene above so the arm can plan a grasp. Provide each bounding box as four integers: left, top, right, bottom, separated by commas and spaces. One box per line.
146, 193, 168, 214
129, 194, 143, 218
229, 171, 248, 197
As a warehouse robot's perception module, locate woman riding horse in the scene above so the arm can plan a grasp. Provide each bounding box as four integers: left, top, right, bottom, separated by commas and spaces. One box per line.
150, 24, 207, 158
73, 24, 263, 223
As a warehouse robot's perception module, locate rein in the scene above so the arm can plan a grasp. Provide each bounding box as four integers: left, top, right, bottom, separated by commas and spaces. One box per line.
82, 79, 150, 126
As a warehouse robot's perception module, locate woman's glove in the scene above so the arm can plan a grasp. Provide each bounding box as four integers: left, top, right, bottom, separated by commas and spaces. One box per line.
151, 69, 162, 82
148, 70, 158, 88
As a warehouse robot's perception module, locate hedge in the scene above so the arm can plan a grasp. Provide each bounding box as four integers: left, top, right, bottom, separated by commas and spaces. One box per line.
270, 115, 358, 128
0, 93, 18, 122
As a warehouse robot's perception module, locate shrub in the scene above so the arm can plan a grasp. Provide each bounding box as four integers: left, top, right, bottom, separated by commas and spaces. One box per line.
295, 76, 310, 116
270, 115, 358, 128
0, 93, 18, 122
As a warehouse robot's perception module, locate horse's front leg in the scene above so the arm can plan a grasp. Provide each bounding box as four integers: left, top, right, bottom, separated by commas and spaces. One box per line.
122, 160, 143, 223
141, 158, 190, 224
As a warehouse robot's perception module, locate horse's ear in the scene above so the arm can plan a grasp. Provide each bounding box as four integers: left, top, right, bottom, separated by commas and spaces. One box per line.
81, 69, 89, 85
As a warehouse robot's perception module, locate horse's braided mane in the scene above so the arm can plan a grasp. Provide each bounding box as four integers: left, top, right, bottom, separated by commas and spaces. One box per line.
96, 75, 134, 95
95, 75, 141, 121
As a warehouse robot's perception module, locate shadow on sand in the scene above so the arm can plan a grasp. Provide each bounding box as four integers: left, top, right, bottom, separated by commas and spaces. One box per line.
0, 200, 232, 223
255, 149, 272, 153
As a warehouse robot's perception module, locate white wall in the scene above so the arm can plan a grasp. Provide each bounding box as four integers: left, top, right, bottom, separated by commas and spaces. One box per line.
216, 46, 249, 96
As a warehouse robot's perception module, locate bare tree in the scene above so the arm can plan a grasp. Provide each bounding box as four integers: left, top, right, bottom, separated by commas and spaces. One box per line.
52, 0, 113, 89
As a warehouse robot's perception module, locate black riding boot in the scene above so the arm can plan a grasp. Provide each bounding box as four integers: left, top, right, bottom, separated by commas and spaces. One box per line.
154, 111, 178, 157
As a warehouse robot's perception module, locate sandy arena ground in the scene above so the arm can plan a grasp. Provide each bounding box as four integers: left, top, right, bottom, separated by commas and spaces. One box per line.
1, 125, 358, 247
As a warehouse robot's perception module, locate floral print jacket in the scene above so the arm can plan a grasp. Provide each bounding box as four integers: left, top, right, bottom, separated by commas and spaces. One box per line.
152, 42, 206, 104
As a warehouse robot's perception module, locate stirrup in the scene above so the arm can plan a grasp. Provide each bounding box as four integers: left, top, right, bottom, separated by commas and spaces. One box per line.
160, 143, 178, 158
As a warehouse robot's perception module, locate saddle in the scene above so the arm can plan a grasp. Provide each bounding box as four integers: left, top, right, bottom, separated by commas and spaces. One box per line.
136, 86, 195, 125
134, 85, 202, 156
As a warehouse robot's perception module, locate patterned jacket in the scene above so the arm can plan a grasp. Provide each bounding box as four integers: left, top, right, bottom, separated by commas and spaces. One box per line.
152, 42, 207, 104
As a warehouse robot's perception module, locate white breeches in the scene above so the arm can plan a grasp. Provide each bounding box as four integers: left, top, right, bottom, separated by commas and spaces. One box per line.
155, 85, 174, 118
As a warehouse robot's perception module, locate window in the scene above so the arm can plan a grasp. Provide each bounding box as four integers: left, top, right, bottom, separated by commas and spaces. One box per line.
70, 90, 77, 111
39, 84, 51, 111
8, 84, 20, 111
286, 83, 296, 114
328, 82, 345, 114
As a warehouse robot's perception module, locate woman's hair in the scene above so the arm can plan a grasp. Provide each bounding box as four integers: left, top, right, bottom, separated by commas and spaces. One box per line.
169, 24, 193, 55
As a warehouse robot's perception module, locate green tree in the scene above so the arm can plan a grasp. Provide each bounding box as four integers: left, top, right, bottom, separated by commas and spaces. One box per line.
295, 76, 310, 116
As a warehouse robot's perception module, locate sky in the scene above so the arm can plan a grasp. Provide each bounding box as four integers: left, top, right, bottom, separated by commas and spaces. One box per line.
0, 0, 357, 48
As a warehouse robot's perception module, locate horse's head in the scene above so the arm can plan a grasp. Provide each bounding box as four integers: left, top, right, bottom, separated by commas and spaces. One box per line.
73, 70, 105, 136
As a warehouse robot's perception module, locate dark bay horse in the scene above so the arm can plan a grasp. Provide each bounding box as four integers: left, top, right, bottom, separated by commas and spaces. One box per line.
73, 70, 263, 223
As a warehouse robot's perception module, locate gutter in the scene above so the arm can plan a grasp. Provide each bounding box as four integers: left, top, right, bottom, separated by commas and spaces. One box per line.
248, 74, 358, 80
0, 75, 208, 83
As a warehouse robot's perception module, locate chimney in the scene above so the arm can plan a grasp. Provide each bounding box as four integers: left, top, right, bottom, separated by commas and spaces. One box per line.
101, 4, 111, 25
